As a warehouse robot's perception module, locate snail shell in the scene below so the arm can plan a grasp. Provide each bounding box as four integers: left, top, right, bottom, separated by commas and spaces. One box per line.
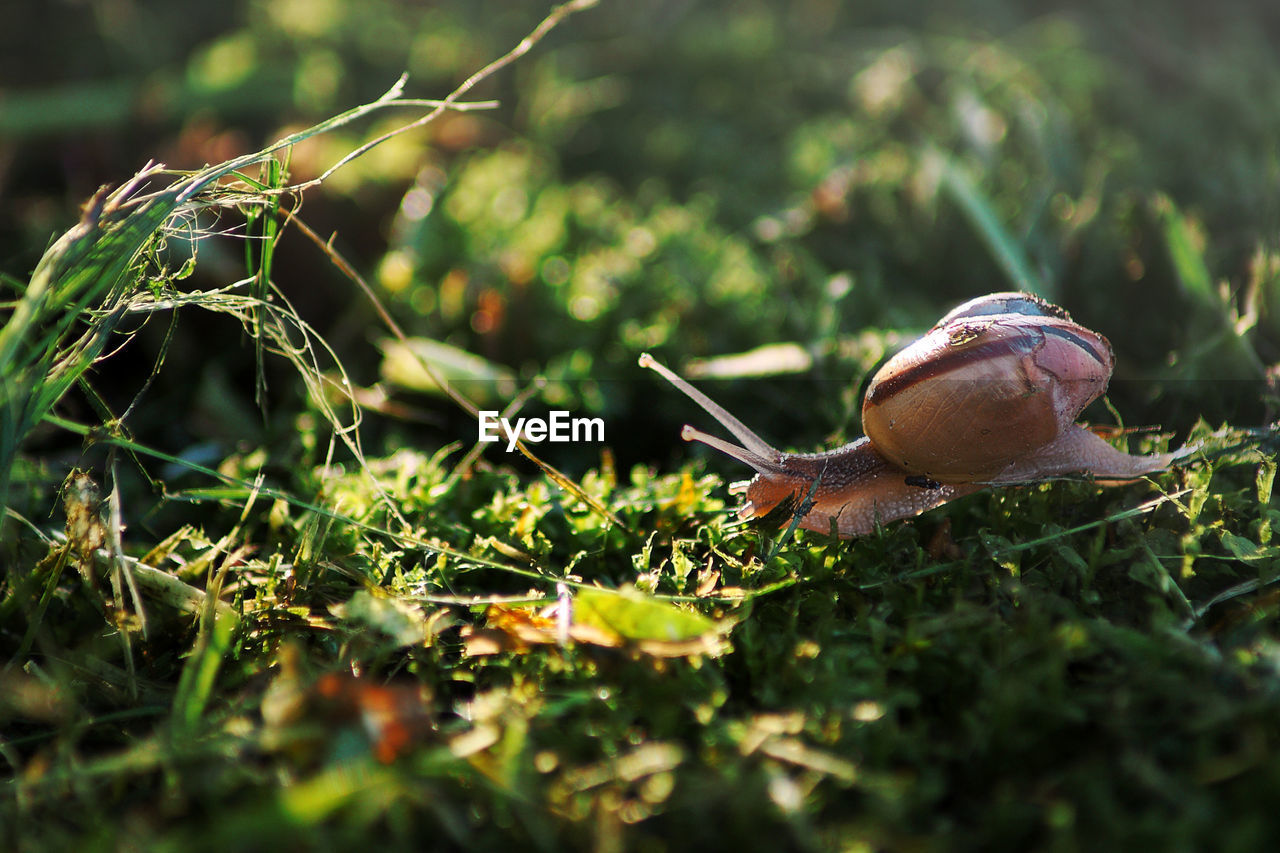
642, 292, 1184, 537
863, 293, 1112, 482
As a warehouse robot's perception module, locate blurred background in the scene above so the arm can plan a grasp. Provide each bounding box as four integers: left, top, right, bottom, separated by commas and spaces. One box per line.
3, 0, 1278, 478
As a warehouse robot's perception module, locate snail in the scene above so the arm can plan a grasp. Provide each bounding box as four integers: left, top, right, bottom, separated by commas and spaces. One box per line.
640, 292, 1185, 537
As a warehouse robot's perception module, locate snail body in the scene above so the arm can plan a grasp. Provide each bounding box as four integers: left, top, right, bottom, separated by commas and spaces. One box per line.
641, 292, 1182, 537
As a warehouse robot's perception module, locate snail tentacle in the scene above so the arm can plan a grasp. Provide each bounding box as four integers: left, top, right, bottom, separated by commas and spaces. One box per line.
638, 353, 779, 460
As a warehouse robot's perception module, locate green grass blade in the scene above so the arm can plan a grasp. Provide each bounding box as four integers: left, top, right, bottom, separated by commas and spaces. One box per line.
0, 180, 179, 506
935, 149, 1048, 299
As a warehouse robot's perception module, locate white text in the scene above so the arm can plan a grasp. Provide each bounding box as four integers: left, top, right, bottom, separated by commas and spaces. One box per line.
478, 411, 605, 451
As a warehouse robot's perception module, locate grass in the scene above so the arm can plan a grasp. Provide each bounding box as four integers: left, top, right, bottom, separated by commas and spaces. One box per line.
3, 1, 1280, 850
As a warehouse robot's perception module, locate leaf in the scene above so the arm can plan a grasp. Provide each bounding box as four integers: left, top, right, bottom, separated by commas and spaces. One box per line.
1219, 532, 1280, 566
1053, 544, 1089, 575
1220, 532, 1260, 560
1153, 193, 1214, 306
979, 531, 1022, 576
378, 336, 517, 403
574, 586, 718, 643
330, 590, 425, 647
1153, 194, 1265, 380
463, 587, 731, 658
462, 603, 566, 655
683, 342, 813, 378
461, 601, 620, 656
1258, 457, 1275, 547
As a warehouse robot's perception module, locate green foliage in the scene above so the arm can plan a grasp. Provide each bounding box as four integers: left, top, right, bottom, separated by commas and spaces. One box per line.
0, 182, 177, 505
3, 1, 1280, 851
381, 142, 784, 416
